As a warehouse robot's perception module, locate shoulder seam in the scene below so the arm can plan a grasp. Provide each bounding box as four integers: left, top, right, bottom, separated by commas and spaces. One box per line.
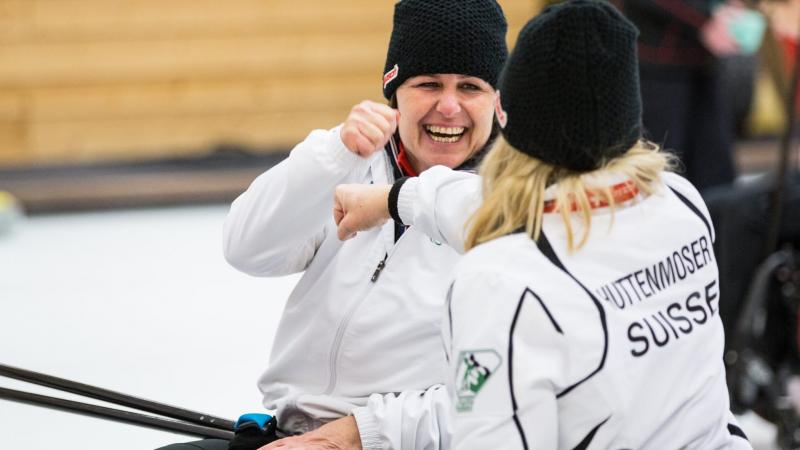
668, 186, 713, 243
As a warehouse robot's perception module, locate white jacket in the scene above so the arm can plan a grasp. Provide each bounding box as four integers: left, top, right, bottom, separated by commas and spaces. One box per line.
392, 168, 751, 449
223, 126, 454, 450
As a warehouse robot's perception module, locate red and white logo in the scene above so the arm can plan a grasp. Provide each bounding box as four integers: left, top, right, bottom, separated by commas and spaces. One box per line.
494, 93, 508, 128
383, 64, 399, 89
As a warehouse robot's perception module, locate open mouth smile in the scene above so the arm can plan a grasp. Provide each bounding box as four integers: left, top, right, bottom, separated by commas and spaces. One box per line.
424, 125, 466, 143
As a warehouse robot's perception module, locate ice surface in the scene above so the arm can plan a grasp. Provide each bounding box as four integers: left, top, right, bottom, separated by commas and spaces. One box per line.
0, 205, 298, 449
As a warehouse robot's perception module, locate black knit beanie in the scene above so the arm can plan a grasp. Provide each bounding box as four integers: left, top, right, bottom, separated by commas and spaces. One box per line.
382, 0, 508, 100
496, 0, 642, 172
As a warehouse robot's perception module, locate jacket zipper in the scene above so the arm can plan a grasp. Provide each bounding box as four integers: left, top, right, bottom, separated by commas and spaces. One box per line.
370, 253, 387, 282
323, 231, 407, 395
323, 146, 404, 395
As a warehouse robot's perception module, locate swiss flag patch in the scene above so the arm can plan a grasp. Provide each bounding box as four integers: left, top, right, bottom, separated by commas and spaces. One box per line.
383, 64, 399, 89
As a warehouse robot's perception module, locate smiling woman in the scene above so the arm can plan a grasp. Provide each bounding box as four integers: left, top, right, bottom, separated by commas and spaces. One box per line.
218, 1, 510, 449
395, 74, 497, 173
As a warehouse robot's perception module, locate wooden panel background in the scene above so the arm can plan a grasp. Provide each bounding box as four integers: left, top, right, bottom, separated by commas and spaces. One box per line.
0, 0, 539, 168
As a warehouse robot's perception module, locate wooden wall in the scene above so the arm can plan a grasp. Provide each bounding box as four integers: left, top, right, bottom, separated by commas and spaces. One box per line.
0, 0, 539, 168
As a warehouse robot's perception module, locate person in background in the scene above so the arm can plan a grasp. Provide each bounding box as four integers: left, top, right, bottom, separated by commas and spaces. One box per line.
157, 1, 508, 450
616, 0, 750, 192
333, 1, 752, 448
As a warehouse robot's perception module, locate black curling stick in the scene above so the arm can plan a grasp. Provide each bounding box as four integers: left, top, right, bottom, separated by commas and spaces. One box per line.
0, 363, 235, 431
0, 386, 234, 439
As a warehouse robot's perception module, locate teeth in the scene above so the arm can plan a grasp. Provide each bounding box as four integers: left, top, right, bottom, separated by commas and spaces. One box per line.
425, 125, 465, 136
429, 135, 460, 143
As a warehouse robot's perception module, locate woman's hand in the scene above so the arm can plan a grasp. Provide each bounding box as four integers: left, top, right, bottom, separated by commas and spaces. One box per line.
333, 184, 393, 240
341, 101, 399, 157
259, 416, 362, 450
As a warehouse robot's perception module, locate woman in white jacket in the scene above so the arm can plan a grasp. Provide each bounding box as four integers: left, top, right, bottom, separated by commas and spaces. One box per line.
334, 1, 752, 448
197, 2, 508, 450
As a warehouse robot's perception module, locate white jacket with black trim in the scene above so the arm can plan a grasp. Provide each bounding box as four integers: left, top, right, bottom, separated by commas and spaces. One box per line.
223, 126, 453, 450
392, 167, 751, 449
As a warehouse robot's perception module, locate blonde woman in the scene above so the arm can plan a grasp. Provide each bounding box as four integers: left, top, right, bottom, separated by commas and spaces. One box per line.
333, 1, 751, 448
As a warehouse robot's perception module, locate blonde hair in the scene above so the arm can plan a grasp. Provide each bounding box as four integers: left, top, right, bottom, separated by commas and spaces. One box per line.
465, 138, 677, 252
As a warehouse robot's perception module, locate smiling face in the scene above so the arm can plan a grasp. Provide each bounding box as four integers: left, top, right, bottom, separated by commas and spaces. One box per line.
395, 74, 497, 173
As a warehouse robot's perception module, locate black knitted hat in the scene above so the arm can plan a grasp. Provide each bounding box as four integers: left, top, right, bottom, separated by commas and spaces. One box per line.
382, 0, 508, 100
496, 0, 642, 172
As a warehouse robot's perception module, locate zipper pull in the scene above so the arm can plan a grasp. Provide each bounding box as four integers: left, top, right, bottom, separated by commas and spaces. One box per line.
371, 254, 387, 283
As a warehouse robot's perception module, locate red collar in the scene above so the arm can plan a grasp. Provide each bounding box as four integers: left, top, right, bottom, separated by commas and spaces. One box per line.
543, 180, 639, 213
396, 141, 419, 177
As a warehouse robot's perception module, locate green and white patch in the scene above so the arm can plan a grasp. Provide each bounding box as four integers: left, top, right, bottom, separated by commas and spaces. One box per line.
455, 349, 502, 412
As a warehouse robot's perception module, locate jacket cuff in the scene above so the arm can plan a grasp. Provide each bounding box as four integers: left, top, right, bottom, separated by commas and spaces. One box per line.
352, 407, 383, 450
395, 177, 418, 226
316, 125, 373, 174
388, 177, 409, 225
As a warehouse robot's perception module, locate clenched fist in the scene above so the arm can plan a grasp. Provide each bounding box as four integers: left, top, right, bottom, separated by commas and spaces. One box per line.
333, 184, 393, 240
341, 101, 399, 157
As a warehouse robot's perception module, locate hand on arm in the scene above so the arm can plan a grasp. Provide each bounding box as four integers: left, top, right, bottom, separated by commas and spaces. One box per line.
333, 162, 482, 249
259, 416, 362, 450
333, 184, 392, 240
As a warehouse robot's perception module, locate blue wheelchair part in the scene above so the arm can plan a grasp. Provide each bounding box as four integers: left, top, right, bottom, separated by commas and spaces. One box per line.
234, 413, 274, 432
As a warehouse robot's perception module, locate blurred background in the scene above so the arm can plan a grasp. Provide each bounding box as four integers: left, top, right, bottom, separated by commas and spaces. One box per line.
0, 0, 791, 212
0, 0, 799, 449
0, 0, 536, 212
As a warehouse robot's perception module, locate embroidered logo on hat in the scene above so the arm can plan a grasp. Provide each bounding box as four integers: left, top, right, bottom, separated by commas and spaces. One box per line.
383, 64, 399, 89
494, 93, 508, 128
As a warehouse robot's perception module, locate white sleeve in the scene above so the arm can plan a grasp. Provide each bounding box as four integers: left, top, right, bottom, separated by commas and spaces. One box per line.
223, 126, 373, 276
352, 385, 451, 450
395, 166, 481, 254
448, 270, 561, 450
